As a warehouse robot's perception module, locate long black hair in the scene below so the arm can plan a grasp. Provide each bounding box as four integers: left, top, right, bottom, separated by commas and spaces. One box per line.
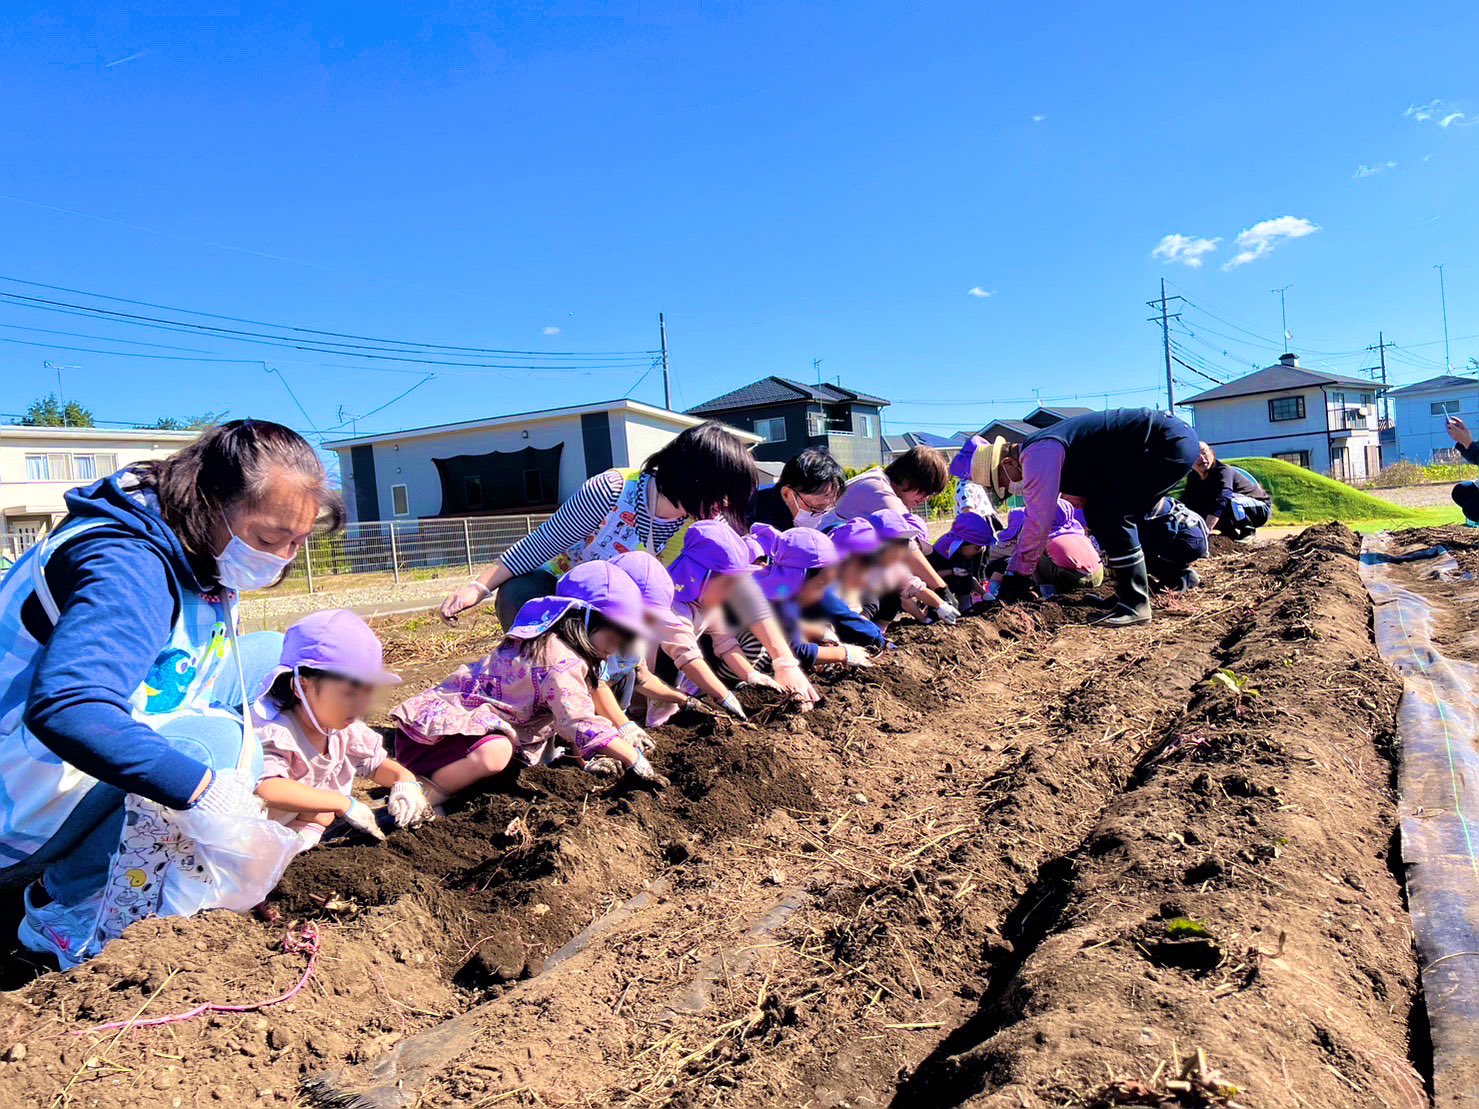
643, 421, 759, 528
133, 419, 344, 589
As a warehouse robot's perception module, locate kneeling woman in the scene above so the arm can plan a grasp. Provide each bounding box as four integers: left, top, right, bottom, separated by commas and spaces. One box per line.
0, 420, 339, 964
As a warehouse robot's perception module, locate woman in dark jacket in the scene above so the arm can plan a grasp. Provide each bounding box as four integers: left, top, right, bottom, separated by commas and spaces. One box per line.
748, 447, 847, 531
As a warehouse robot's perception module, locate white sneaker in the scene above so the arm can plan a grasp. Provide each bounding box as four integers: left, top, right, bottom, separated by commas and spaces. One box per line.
18, 882, 101, 969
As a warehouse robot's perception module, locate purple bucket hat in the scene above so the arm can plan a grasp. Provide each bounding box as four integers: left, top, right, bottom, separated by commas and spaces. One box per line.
507, 561, 649, 640
257, 608, 401, 700
828, 517, 882, 559
868, 508, 917, 543
902, 512, 930, 543
610, 550, 675, 613
755, 528, 839, 601
667, 520, 756, 604
934, 510, 997, 559
950, 435, 987, 482
744, 535, 766, 563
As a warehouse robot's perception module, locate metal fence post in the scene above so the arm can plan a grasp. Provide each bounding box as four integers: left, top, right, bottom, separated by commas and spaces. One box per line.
389, 521, 401, 585
524, 514, 532, 537
303, 540, 315, 595
463, 518, 473, 575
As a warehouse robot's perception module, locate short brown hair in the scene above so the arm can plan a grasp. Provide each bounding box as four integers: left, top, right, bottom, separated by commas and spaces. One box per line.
884, 445, 948, 498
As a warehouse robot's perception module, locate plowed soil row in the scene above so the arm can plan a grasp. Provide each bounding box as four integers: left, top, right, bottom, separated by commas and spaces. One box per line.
0, 525, 1425, 1108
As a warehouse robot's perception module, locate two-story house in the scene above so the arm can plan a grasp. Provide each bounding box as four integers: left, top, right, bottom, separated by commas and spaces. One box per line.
975, 405, 1094, 445
1388, 374, 1479, 463
1, 424, 200, 559
1182, 353, 1385, 481
685, 377, 890, 468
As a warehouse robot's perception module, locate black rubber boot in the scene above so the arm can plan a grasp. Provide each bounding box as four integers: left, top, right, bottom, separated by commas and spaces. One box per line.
1094, 553, 1153, 627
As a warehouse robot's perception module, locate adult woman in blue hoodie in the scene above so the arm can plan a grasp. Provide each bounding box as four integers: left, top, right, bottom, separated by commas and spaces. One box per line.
0, 419, 341, 965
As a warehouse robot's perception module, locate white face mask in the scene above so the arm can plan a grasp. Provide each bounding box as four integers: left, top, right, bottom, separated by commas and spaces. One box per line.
1008, 480, 1025, 497
793, 508, 828, 529
216, 513, 293, 591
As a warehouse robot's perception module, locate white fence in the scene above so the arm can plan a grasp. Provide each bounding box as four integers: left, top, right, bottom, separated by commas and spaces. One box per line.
287, 514, 552, 593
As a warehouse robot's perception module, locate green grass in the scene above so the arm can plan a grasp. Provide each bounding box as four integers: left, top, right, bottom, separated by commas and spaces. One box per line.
1225, 457, 1463, 532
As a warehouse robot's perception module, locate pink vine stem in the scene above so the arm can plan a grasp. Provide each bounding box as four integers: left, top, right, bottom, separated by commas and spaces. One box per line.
75, 923, 320, 1036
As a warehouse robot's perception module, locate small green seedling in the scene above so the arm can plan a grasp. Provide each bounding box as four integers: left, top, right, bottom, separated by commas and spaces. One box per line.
1165, 917, 1213, 939
1207, 668, 1259, 697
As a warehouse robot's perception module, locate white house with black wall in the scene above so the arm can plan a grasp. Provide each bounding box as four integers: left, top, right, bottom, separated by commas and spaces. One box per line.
1388, 374, 1479, 463
686, 377, 889, 470
1181, 353, 1385, 481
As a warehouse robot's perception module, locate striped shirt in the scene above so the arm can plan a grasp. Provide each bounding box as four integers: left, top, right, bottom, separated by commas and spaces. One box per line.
500, 470, 686, 576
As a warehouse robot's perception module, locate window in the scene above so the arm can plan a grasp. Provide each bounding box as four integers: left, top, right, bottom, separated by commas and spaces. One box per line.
806, 411, 826, 436
1268, 395, 1305, 422
858, 414, 875, 438
463, 476, 484, 510
391, 484, 409, 516
1360, 392, 1374, 405
523, 468, 545, 503
1432, 400, 1460, 417
23, 452, 116, 482
24, 454, 49, 481
1344, 408, 1365, 428
753, 416, 787, 443
1273, 450, 1310, 468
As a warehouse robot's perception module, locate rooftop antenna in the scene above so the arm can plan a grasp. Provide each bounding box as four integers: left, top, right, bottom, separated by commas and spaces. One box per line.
1434, 264, 1452, 371
812, 357, 823, 385
43, 361, 81, 426
1270, 285, 1293, 349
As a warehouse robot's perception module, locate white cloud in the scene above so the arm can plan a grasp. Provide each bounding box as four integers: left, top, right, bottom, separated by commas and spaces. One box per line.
1353, 160, 1397, 178
1031, 113, 1046, 123
1152, 233, 1221, 268
1406, 99, 1472, 128
1405, 99, 1441, 122
1440, 111, 1467, 128
1222, 216, 1320, 270
542, 326, 561, 335
967, 286, 994, 298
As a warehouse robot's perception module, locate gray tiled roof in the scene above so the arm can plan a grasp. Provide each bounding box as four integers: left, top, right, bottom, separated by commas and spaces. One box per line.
687, 376, 890, 414
1387, 374, 1479, 397
1184, 359, 1381, 404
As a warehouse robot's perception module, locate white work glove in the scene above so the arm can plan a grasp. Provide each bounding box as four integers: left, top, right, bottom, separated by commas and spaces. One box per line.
935, 602, 961, 625
341, 798, 386, 841
628, 753, 669, 787
747, 671, 785, 693
387, 780, 434, 827
440, 580, 490, 624
819, 625, 841, 646
718, 692, 749, 720
772, 658, 819, 709
618, 720, 655, 755
584, 754, 625, 778
190, 769, 263, 817
683, 696, 707, 715
842, 644, 874, 667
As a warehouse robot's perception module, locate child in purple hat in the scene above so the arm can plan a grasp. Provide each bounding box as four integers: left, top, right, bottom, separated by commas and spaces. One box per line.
592, 552, 702, 749
391, 561, 666, 803
808, 518, 889, 649
252, 609, 428, 848
928, 511, 998, 610
752, 527, 873, 671
863, 510, 959, 628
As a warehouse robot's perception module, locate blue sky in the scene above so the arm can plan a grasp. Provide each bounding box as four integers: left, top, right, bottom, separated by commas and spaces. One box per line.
2, 1, 1476, 447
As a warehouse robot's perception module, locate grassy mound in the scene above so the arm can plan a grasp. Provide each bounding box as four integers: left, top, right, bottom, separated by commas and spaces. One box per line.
1226, 457, 1461, 530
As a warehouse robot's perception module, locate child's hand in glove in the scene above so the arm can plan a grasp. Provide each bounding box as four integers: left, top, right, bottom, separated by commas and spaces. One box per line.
387, 780, 434, 827
819, 625, 841, 645
342, 798, 386, 841
628, 753, 669, 788
618, 720, 655, 754
747, 671, 785, 693
584, 755, 625, 778
843, 644, 874, 667
935, 602, 961, 624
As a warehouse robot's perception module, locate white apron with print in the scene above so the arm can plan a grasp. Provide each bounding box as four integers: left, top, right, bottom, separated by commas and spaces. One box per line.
543, 469, 688, 577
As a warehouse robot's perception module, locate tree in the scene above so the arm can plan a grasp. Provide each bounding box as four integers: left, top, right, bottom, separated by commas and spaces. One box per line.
144, 410, 227, 431
22, 393, 94, 427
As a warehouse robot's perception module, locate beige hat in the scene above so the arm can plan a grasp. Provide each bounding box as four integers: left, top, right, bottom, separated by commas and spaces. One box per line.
971, 436, 1011, 498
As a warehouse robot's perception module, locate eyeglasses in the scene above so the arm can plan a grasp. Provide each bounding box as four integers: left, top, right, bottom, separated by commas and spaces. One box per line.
790, 489, 837, 513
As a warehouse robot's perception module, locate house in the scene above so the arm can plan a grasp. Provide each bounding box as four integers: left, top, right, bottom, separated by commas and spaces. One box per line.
1182, 353, 1384, 480
882, 431, 968, 466
685, 377, 889, 469
325, 398, 762, 524
0, 424, 200, 557
976, 405, 1094, 445
1388, 374, 1479, 463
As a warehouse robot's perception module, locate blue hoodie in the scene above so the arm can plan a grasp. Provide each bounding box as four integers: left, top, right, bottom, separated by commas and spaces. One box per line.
21, 474, 216, 809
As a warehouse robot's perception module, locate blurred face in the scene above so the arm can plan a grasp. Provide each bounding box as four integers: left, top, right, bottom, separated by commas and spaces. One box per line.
839, 556, 870, 591
216, 470, 319, 562
1194, 443, 1216, 476
590, 625, 636, 659
875, 542, 907, 569
299, 674, 373, 734
699, 571, 740, 611
959, 542, 982, 559
798, 565, 838, 606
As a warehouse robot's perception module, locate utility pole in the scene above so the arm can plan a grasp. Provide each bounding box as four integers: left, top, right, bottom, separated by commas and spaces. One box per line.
658, 312, 672, 410
1147, 279, 1184, 410
813, 357, 823, 385
1365, 332, 1391, 425
1434, 264, 1452, 371
1270, 285, 1293, 349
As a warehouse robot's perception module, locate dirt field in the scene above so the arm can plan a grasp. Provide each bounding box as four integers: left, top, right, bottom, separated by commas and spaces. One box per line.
0, 525, 1436, 1107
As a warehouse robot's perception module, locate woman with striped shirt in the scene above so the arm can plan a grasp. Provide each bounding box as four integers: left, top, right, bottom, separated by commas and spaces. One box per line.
439, 422, 820, 707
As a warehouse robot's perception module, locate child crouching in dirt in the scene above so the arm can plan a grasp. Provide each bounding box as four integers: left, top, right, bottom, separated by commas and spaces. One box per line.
751, 525, 874, 671
591, 551, 704, 752
809, 518, 888, 649
391, 561, 666, 803
928, 511, 997, 610
862, 510, 959, 628
252, 610, 433, 848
